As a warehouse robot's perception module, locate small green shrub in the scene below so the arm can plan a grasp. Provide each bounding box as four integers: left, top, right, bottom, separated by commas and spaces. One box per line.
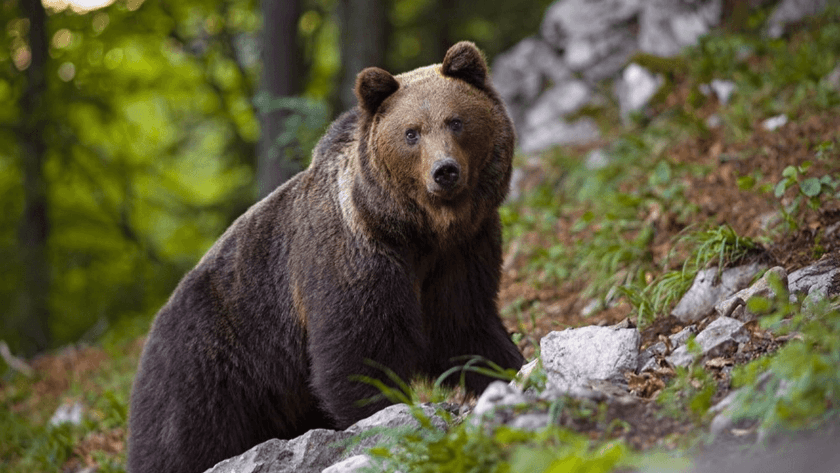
773, 162, 840, 231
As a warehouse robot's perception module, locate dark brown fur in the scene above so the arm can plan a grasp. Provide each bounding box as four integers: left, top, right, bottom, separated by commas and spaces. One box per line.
127, 41, 523, 473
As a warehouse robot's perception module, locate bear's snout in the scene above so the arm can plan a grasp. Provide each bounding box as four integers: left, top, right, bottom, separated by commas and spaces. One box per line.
430, 158, 462, 193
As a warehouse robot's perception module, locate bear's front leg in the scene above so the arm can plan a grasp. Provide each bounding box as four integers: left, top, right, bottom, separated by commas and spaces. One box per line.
302, 252, 427, 429
422, 221, 525, 395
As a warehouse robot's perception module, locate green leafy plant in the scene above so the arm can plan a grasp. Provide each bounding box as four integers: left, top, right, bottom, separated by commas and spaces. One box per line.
773, 162, 840, 231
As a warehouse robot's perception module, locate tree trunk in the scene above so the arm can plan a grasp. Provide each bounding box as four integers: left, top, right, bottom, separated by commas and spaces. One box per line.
336, 0, 387, 113
258, 0, 304, 198
17, 0, 51, 354
433, 0, 455, 63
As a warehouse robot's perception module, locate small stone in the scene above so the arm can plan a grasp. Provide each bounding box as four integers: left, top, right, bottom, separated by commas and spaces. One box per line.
709, 389, 740, 436
823, 64, 840, 91
511, 359, 540, 391
637, 342, 666, 373
49, 401, 84, 427
617, 63, 663, 120
709, 79, 736, 105
715, 266, 789, 322
705, 114, 722, 128
667, 316, 749, 367
762, 114, 788, 131
788, 257, 840, 306
585, 149, 610, 171
670, 325, 698, 346
672, 263, 765, 324
509, 413, 550, 431
473, 381, 527, 417
637, 325, 697, 372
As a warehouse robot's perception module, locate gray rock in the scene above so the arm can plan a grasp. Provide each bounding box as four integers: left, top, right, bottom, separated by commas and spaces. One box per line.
49, 401, 84, 426
519, 117, 601, 154
473, 381, 528, 417
205, 430, 354, 473
205, 403, 446, 473
823, 64, 840, 91
826, 221, 840, 239
637, 325, 697, 372
705, 113, 722, 128
585, 149, 610, 170
321, 455, 371, 473
788, 257, 840, 306
709, 79, 736, 105
540, 326, 640, 392
509, 413, 550, 431
616, 63, 663, 120
670, 324, 698, 346
708, 388, 742, 436
667, 316, 750, 367
346, 403, 445, 434
523, 80, 592, 130
715, 266, 789, 322
581, 40, 639, 82
565, 27, 637, 76
539, 384, 609, 403
639, 0, 722, 57
541, 0, 642, 46
511, 358, 540, 390
342, 403, 448, 459
708, 371, 774, 437
766, 0, 830, 39
762, 114, 788, 131
491, 37, 570, 129
671, 263, 765, 324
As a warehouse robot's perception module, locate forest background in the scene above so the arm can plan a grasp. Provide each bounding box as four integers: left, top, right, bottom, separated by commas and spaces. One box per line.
0, 0, 556, 356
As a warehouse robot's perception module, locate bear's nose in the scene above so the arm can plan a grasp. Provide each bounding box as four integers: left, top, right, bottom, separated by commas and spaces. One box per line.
431, 158, 461, 189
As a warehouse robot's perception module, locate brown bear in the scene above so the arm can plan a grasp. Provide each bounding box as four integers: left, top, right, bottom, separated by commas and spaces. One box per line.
127, 41, 524, 473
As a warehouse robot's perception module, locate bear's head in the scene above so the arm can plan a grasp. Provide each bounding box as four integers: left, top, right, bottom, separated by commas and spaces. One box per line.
352, 41, 515, 248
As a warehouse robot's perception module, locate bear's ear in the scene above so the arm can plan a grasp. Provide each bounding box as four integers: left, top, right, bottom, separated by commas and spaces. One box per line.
355, 67, 399, 114
441, 41, 487, 90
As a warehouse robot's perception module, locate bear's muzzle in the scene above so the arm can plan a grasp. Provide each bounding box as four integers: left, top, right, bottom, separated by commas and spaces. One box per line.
429, 157, 463, 198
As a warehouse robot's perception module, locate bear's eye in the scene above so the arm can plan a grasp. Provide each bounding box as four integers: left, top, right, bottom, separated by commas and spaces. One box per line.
448, 118, 463, 133
405, 128, 419, 145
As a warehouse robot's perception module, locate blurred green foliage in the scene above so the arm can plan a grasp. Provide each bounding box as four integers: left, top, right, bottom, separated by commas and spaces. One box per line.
1, 0, 546, 355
